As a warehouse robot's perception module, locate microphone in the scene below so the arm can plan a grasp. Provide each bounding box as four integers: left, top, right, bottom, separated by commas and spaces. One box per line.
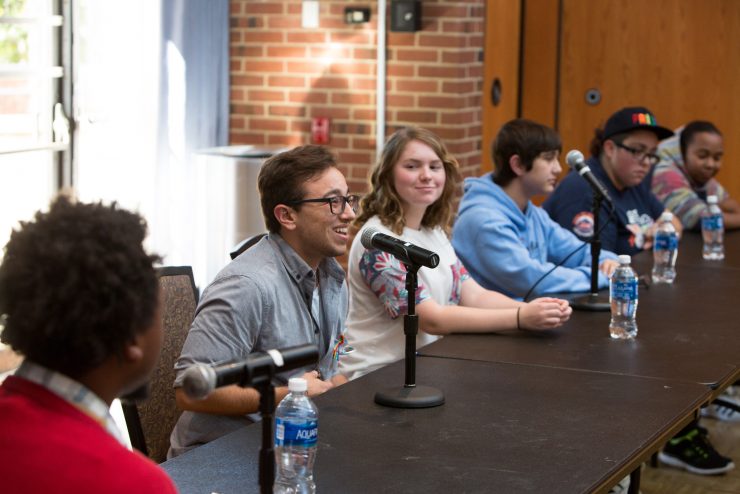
182, 343, 319, 400
566, 150, 614, 207
361, 227, 440, 269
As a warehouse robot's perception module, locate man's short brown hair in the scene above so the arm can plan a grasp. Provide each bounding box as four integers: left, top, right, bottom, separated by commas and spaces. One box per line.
257, 145, 338, 234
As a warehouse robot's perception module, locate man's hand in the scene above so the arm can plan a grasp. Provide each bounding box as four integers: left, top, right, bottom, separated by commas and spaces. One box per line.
599, 259, 619, 278
302, 370, 334, 397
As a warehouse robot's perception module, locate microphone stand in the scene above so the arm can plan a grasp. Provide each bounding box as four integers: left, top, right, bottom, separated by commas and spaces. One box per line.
251, 368, 276, 494
374, 262, 445, 408
571, 194, 610, 311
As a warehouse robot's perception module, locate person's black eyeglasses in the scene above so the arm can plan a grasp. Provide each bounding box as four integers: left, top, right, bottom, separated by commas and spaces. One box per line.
288, 194, 360, 215
614, 142, 661, 166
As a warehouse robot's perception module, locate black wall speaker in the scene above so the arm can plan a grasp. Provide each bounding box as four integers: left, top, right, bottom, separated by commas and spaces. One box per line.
390, 0, 421, 32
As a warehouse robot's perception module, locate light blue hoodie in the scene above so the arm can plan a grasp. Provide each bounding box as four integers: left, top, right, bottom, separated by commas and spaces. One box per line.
452, 173, 617, 299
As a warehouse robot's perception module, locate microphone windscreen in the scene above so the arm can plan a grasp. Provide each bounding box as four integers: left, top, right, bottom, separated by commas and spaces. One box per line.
566, 150, 585, 169
274, 345, 320, 369
360, 227, 380, 249
182, 365, 216, 400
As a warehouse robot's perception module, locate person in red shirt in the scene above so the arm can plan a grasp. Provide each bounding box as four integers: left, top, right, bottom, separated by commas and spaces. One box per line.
0, 195, 177, 493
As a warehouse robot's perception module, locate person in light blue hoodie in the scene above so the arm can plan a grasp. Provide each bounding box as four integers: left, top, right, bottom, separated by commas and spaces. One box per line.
452, 119, 618, 299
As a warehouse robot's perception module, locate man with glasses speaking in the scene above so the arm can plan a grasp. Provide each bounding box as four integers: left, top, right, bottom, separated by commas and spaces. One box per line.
543, 106, 682, 255
169, 145, 358, 458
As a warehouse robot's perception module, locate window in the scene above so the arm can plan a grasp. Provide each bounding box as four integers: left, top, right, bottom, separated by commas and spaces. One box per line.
0, 0, 64, 258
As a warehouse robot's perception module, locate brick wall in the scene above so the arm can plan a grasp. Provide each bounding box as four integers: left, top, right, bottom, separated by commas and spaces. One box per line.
229, 0, 485, 194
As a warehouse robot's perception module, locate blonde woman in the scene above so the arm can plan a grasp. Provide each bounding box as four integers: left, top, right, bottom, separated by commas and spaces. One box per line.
339, 127, 571, 380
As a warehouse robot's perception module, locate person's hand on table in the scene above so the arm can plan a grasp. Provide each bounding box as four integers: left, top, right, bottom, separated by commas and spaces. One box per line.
302, 370, 334, 397
599, 258, 619, 278
519, 297, 571, 331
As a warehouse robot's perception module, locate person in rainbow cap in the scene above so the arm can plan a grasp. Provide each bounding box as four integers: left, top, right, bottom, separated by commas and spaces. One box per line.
544, 106, 683, 256
545, 107, 734, 477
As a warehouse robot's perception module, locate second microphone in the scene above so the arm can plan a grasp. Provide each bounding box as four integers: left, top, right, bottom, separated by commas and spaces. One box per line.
361, 227, 440, 269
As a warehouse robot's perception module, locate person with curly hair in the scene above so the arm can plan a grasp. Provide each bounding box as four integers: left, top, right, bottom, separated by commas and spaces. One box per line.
0, 195, 176, 493
169, 145, 355, 457
339, 127, 571, 381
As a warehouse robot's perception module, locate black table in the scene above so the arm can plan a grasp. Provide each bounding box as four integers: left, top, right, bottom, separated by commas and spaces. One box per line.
420, 261, 739, 392
162, 356, 710, 494
420, 242, 740, 392
161, 231, 739, 493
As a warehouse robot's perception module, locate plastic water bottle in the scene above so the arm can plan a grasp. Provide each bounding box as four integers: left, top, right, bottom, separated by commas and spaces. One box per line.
702, 195, 725, 260
609, 255, 638, 340
274, 378, 318, 494
652, 211, 678, 283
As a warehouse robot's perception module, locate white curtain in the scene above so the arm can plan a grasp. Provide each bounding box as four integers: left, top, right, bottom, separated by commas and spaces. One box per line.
154, 0, 230, 288
74, 0, 230, 288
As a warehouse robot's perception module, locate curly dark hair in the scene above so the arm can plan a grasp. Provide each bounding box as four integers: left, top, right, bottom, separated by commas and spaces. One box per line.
0, 195, 161, 379
355, 127, 461, 235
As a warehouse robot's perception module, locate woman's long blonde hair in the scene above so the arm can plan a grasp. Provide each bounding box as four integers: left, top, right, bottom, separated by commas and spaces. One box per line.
355, 126, 461, 235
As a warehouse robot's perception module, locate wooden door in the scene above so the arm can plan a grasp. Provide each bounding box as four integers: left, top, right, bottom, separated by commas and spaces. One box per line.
480, 0, 522, 174
556, 0, 740, 196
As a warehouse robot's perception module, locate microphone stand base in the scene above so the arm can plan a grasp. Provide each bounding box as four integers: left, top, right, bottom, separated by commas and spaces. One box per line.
571, 293, 611, 312
374, 385, 445, 409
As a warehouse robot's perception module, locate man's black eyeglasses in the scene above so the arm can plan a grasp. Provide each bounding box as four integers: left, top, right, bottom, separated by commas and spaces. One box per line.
614, 141, 661, 166
289, 194, 360, 215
